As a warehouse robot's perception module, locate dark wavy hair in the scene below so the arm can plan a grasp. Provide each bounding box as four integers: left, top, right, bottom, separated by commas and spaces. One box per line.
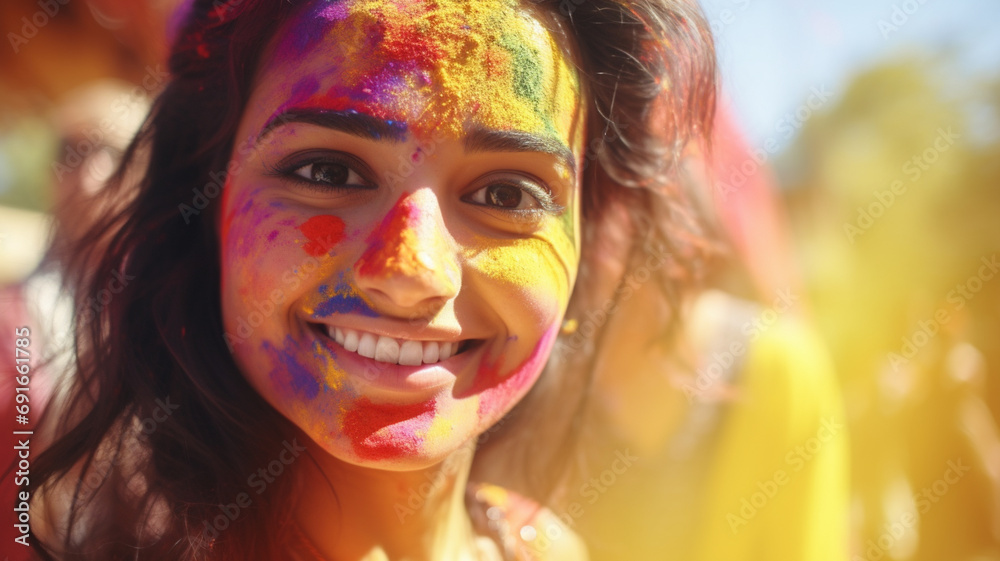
27, 0, 716, 559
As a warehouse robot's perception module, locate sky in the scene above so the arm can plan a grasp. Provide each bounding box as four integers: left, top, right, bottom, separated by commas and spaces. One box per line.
700, 0, 1000, 151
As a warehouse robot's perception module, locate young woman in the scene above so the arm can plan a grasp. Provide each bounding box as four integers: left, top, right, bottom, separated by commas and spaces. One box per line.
26, 0, 716, 559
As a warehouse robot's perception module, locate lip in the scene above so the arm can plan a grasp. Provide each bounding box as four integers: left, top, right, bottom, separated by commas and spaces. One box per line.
309, 322, 486, 396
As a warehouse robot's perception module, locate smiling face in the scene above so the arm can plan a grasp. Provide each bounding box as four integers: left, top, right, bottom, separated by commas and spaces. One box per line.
218, 0, 585, 469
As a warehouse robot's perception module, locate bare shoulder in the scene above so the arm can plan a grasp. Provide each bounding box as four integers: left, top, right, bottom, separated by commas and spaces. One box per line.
469, 483, 589, 561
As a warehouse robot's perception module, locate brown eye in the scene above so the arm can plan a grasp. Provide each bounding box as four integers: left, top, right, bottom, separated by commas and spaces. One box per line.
273, 150, 377, 192
312, 162, 349, 184
465, 176, 553, 212
486, 183, 525, 209
294, 162, 357, 186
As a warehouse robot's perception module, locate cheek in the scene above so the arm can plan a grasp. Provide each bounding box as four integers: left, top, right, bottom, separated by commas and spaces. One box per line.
262, 335, 345, 401
459, 222, 578, 419
468, 221, 578, 318
220, 191, 290, 345
220, 189, 367, 364
222, 191, 354, 315
469, 324, 560, 420
299, 213, 347, 256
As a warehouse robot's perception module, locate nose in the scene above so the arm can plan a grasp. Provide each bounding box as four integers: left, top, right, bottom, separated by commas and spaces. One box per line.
353, 190, 460, 316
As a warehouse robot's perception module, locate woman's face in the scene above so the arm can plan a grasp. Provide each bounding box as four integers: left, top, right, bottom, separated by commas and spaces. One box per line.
219, 0, 585, 469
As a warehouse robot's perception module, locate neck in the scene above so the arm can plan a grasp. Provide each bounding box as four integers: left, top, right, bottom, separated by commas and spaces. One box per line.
292, 436, 481, 561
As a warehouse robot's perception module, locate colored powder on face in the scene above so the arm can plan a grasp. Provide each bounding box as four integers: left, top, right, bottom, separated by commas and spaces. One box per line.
341, 397, 436, 460
467, 226, 577, 303
421, 413, 456, 444
313, 272, 379, 318
312, 339, 345, 390
272, 0, 581, 143
498, 32, 555, 137
298, 214, 346, 256
317, 2, 349, 22
222, 190, 280, 262
289, 75, 322, 106
354, 193, 454, 293
263, 337, 321, 400
355, 192, 422, 278
280, 2, 346, 59
218, 177, 237, 269
267, 230, 279, 242
458, 324, 558, 419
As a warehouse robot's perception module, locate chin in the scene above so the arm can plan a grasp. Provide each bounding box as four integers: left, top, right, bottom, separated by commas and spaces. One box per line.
288, 389, 485, 470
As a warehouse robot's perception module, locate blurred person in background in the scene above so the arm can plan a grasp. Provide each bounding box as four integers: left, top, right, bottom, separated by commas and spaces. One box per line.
0, 80, 149, 560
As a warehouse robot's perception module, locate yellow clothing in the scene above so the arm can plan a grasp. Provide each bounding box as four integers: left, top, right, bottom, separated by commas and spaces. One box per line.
573, 302, 849, 561
694, 315, 850, 561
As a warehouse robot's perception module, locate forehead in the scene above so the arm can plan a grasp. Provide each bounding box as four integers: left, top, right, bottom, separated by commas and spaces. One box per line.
257, 0, 582, 142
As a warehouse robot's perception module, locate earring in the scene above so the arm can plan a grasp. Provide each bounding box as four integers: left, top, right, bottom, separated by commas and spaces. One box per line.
560, 318, 578, 335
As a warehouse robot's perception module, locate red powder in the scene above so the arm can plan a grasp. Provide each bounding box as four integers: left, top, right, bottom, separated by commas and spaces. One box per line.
381, 23, 446, 65
342, 397, 435, 461
298, 215, 346, 256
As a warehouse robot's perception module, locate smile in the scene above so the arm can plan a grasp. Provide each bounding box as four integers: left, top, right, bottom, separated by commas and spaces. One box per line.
316, 324, 477, 366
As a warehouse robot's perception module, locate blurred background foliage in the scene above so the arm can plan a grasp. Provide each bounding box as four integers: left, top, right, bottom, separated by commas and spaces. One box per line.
781, 56, 1000, 560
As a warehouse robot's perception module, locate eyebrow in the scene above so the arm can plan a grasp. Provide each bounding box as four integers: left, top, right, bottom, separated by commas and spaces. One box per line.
256, 108, 577, 178
256, 108, 409, 144
465, 128, 576, 180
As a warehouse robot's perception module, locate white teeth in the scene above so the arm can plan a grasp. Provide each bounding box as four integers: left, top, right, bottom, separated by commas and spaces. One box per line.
422, 341, 439, 364
343, 329, 359, 352
399, 340, 424, 366
374, 336, 400, 363
357, 332, 377, 359
323, 326, 463, 365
